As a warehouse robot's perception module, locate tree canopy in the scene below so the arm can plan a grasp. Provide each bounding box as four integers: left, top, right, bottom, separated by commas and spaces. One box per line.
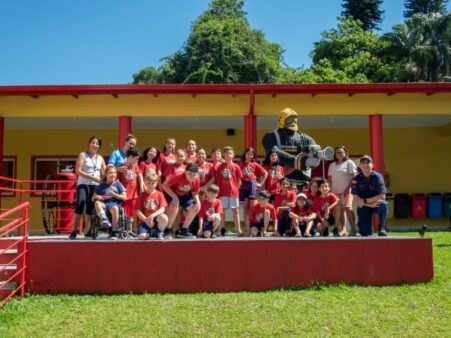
341, 0, 384, 30
404, 0, 449, 18
133, 0, 450, 84
133, 0, 284, 84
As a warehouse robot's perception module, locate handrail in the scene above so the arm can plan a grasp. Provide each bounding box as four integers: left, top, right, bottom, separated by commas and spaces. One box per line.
0, 202, 30, 220
0, 201, 29, 306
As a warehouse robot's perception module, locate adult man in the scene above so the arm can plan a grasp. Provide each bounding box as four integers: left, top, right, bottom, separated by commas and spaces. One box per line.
262, 107, 330, 186
351, 155, 388, 236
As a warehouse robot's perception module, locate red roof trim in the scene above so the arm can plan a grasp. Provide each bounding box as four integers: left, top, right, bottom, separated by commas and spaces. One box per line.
0, 83, 450, 96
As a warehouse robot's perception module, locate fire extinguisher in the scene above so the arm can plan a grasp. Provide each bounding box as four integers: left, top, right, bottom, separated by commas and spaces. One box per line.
55, 167, 77, 234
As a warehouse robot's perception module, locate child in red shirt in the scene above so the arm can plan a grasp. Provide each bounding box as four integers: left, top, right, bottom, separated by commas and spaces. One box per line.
248, 190, 277, 237
136, 173, 168, 240
194, 184, 223, 238
117, 148, 143, 234
196, 148, 214, 188
313, 179, 339, 237
157, 138, 176, 183
162, 162, 201, 239
262, 150, 285, 201
203, 146, 243, 236
273, 177, 297, 236
289, 193, 317, 237
185, 139, 198, 163
238, 147, 268, 235
139, 146, 160, 178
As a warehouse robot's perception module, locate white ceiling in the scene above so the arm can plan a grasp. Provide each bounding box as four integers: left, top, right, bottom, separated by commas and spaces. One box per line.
4, 115, 451, 130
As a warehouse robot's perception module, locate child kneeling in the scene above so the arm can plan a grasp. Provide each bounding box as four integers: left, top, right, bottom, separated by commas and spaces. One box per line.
195, 184, 223, 238
248, 190, 277, 237
136, 173, 168, 240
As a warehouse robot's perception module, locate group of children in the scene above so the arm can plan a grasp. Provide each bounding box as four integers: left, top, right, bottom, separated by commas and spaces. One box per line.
78, 135, 350, 240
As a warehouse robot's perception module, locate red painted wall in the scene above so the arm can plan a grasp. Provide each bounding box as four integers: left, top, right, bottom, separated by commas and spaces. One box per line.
26, 238, 433, 294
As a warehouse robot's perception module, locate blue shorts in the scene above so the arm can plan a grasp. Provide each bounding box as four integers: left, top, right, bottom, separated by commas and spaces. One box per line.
138, 222, 158, 235
164, 192, 195, 210
239, 180, 257, 202
104, 201, 121, 211
202, 220, 214, 232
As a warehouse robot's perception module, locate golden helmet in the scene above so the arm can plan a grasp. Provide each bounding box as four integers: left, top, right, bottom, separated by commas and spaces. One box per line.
278, 107, 298, 131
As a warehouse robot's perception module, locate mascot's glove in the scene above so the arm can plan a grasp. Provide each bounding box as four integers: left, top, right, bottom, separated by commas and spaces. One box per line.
295, 154, 321, 170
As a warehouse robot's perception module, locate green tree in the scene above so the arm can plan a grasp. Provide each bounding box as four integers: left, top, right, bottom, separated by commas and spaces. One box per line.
310, 17, 403, 83
341, 0, 384, 30
132, 66, 162, 84
404, 0, 448, 18
384, 12, 451, 81
133, 0, 284, 84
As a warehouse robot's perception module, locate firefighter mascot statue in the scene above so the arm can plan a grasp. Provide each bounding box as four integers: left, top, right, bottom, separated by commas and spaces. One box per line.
262, 107, 333, 187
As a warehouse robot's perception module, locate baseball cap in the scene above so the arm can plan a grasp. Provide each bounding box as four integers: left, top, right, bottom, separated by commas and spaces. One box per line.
359, 155, 373, 163
296, 193, 308, 200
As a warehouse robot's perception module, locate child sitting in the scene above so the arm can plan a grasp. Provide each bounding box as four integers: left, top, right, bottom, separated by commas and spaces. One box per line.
248, 190, 277, 237
313, 179, 339, 237
289, 193, 317, 237
93, 165, 126, 233
136, 173, 168, 240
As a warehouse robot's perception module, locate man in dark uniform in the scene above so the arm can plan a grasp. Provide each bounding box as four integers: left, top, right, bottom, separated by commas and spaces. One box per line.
262, 107, 332, 187
351, 155, 388, 236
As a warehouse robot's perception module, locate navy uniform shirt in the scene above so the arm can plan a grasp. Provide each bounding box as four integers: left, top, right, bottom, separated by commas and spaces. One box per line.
351, 171, 386, 199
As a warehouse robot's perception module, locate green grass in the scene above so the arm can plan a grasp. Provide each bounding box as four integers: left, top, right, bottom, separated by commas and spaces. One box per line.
1, 232, 450, 337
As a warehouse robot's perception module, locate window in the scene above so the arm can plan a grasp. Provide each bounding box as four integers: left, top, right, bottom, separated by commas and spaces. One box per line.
1, 156, 17, 196
31, 156, 77, 192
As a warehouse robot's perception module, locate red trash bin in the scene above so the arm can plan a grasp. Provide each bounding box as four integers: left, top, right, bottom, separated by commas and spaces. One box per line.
411, 193, 426, 219
56, 169, 77, 234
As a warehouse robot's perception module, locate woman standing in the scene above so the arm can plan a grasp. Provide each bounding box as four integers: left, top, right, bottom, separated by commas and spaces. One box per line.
327, 146, 357, 236
69, 136, 106, 239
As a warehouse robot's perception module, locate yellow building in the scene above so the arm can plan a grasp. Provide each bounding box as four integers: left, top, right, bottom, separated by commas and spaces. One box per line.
0, 83, 450, 230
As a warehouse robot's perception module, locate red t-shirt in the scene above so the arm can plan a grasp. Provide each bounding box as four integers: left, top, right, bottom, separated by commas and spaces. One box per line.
238, 161, 266, 181
273, 190, 297, 211
186, 154, 197, 163
165, 163, 186, 182
136, 190, 167, 217
139, 161, 158, 177
248, 203, 276, 224
197, 162, 214, 186
157, 153, 177, 180
313, 193, 338, 216
304, 189, 320, 204
198, 198, 223, 220
117, 163, 140, 200
291, 206, 314, 218
165, 172, 200, 197
213, 162, 243, 198
264, 164, 285, 194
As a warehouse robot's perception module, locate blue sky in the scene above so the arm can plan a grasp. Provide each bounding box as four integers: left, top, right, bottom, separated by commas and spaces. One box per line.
0, 0, 449, 85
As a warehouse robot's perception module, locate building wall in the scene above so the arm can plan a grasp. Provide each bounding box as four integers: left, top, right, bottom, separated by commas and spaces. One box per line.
2, 126, 450, 229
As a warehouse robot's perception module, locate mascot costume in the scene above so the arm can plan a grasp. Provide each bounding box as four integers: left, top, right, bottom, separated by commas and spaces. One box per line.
262, 107, 334, 186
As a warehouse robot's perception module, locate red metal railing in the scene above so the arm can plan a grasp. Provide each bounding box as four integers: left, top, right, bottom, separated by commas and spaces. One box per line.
0, 202, 30, 306
0, 175, 77, 234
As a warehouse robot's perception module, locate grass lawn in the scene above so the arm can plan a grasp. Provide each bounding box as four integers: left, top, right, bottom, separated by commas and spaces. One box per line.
0, 231, 450, 337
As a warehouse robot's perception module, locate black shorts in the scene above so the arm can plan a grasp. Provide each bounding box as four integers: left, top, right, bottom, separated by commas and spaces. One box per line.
75, 184, 96, 215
